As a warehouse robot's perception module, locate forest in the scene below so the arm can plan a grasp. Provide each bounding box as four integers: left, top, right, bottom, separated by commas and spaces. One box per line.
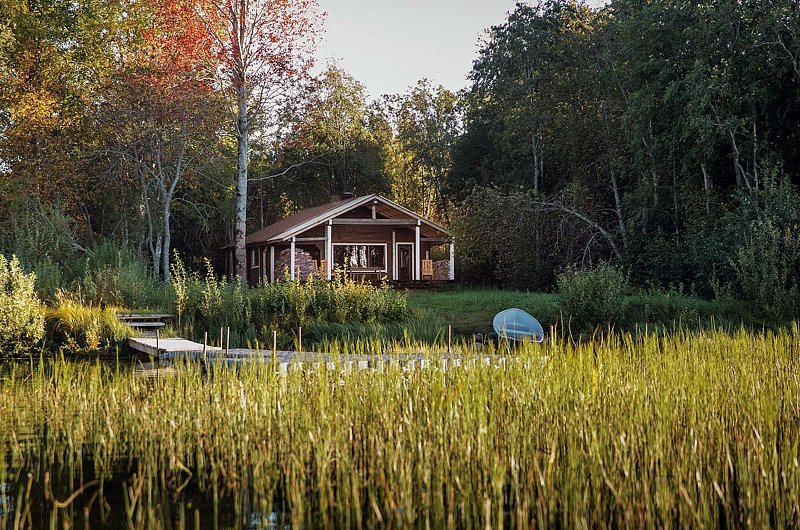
1, 0, 800, 320
4, 3, 800, 527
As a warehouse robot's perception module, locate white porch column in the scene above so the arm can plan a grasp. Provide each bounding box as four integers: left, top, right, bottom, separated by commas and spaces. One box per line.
261, 247, 267, 284
391, 230, 397, 281
326, 220, 332, 280
414, 221, 421, 281
290, 237, 296, 280
269, 245, 275, 283
449, 240, 455, 281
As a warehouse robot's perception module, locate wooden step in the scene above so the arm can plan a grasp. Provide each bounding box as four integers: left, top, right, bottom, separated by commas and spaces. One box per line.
128, 321, 166, 328
118, 313, 175, 322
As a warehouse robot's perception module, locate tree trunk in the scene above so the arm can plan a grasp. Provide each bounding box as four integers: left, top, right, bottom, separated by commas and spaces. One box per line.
433, 168, 449, 223
161, 201, 171, 283
138, 163, 160, 278
153, 234, 163, 280
81, 204, 96, 249
651, 169, 659, 208
729, 129, 750, 190
701, 162, 712, 214
610, 169, 627, 247
532, 135, 539, 194
235, 87, 249, 285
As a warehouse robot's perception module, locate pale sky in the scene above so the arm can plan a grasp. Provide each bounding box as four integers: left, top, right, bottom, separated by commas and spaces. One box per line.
315, 0, 608, 100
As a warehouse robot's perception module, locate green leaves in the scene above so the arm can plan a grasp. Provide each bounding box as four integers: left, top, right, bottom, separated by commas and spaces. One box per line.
0, 254, 45, 355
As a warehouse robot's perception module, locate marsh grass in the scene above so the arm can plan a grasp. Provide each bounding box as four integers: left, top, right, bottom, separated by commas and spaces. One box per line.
45, 294, 133, 353
1, 326, 800, 528
171, 261, 412, 349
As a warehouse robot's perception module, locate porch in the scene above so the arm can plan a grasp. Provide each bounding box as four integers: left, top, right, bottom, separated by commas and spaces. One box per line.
229, 194, 455, 286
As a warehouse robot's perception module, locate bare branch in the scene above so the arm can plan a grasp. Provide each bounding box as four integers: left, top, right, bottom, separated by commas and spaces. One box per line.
247, 154, 328, 182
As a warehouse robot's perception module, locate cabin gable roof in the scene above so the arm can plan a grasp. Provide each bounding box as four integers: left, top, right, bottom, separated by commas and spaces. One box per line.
244, 194, 451, 246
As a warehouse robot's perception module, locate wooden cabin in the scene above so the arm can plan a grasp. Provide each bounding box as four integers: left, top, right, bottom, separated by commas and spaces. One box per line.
225, 194, 454, 286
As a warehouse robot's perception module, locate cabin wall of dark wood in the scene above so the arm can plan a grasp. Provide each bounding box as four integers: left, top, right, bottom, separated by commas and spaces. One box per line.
240, 221, 450, 284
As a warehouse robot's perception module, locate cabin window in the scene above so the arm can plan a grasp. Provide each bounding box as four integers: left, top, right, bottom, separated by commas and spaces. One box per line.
251, 248, 260, 268
333, 244, 386, 271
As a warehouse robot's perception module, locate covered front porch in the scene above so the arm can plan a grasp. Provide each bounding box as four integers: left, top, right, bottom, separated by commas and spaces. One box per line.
230, 194, 455, 286
245, 219, 454, 284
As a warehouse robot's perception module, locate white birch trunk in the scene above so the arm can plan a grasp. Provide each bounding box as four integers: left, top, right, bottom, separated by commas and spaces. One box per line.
610, 169, 627, 247
234, 88, 249, 285
701, 162, 712, 214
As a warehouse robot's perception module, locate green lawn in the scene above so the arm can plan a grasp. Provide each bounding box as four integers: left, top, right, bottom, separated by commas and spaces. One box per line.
407, 287, 760, 337
407, 288, 561, 336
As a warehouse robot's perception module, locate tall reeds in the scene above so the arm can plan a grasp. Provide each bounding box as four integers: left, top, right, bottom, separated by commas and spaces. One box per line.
170, 258, 411, 348
1, 326, 799, 528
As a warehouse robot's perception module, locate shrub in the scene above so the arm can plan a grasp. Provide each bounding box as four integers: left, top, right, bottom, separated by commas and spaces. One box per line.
78, 243, 170, 309
734, 220, 800, 320
557, 263, 628, 330
0, 255, 46, 355
45, 293, 133, 353
172, 262, 412, 347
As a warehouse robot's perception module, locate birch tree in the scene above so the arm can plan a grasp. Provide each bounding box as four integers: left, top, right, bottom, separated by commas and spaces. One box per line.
199, 0, 322, 284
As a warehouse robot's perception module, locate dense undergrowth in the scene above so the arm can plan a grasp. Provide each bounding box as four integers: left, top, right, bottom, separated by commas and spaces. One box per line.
2, 327, 800, 528
0, 243, 794, 356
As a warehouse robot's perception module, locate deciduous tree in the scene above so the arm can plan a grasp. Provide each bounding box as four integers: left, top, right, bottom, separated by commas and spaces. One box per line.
199, 0, 323, 284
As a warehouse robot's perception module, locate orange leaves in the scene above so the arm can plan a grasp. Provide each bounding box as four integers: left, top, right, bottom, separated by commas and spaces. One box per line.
208, 0, 325, 96
137, 0, 216, 95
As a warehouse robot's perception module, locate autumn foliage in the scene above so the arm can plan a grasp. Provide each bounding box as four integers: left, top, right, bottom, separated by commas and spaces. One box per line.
202, 0, 324, 91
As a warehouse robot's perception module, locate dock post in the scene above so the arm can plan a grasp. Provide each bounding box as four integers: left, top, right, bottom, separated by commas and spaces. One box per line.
298, 326, 302, 353
272, 330, 277, 367
203, 332, 207, 367
447, 325, 452, 355
226, 327, 230, 358
156, 329, 160, 380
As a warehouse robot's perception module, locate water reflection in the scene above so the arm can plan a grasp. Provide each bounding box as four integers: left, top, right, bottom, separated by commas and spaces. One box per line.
0, 359, 289, 529
0, 455, 293, 529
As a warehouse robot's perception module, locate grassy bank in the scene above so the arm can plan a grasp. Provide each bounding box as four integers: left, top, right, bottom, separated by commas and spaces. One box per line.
407, 288, 561, 335
408, 287, 757, 336
2, 327, 799, 528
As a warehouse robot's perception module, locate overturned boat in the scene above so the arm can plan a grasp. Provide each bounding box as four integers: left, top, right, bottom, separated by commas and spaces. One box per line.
492, 308, 545, 344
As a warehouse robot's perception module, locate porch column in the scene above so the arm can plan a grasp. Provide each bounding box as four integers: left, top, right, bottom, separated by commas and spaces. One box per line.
391, 230, 397, 281
261, 247, 267, 284
290, 237, 296, 280
415, 221, 421, 281
269, 245, 275, 283
449, 240, 455, 281
326, 220, 332, 280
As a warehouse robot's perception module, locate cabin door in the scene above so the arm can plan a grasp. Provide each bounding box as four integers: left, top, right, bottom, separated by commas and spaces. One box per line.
397, 243, 413, 281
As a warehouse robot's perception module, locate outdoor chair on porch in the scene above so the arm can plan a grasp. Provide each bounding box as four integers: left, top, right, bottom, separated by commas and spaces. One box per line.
316, 260, 328, 277
421, 259, 434, 280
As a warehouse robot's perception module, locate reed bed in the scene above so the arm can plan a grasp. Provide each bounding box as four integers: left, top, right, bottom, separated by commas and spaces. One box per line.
1, 326, 800, 529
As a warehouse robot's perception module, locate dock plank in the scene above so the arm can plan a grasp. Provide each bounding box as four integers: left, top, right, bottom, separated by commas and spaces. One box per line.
128, 337, 221, 356
118, 313, 175, 322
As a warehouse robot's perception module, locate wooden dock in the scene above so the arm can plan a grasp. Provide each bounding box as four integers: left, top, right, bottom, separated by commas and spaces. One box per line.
128, 331, 544, 375
127, 338, 541, 376
128, 337, 221, 357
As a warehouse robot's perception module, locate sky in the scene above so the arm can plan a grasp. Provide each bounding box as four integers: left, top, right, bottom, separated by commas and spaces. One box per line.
315, 0, 608, 100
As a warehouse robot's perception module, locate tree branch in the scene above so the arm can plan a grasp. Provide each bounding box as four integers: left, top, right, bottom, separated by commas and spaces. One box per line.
247, 154, 328, 182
